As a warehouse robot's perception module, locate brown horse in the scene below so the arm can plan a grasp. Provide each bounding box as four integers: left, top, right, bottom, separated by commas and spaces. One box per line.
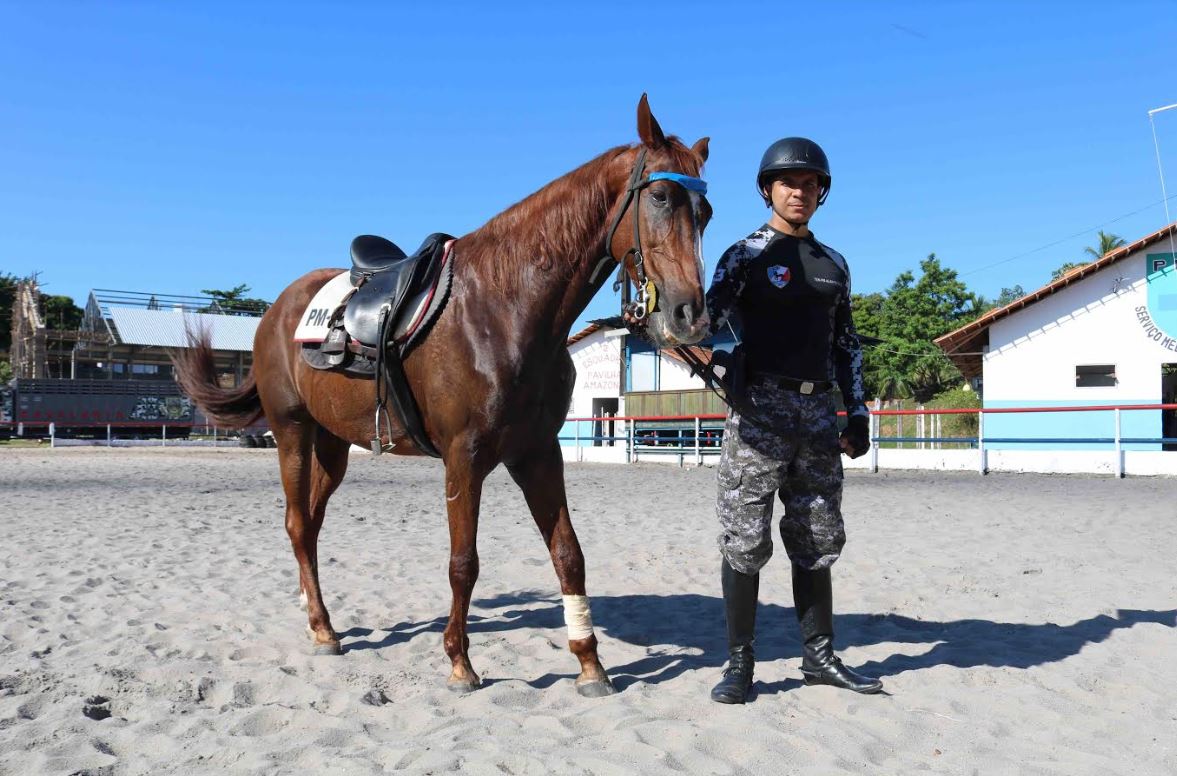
173, 95, 711, 697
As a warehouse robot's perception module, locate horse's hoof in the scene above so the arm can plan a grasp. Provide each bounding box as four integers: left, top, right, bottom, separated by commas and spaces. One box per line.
446, 677, 481, 694
311, 641, 343, 656
576, 677, 617, 698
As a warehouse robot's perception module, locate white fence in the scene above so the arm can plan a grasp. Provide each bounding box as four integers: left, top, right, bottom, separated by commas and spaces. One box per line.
561, 404, 1177, 477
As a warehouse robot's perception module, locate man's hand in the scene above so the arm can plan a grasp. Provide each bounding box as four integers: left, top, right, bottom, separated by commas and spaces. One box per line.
839, 415, 871, 459
621, 307, 647, 332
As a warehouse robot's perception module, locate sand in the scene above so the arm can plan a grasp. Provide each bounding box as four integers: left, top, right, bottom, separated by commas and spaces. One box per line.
0, 447, 1174, 775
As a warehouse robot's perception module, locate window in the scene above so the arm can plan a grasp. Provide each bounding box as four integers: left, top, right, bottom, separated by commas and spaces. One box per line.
1075, 364, 1116, 388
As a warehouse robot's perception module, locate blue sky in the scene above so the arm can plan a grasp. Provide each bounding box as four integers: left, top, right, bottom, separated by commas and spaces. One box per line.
3, 1, 1177, 333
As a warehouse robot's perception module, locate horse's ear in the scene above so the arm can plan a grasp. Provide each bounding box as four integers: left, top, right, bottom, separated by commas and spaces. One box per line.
691, 136, 710, 163
637, 93, 667, 149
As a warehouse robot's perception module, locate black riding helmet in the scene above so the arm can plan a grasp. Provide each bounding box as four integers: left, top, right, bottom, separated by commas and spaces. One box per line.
757, 137, 831, 206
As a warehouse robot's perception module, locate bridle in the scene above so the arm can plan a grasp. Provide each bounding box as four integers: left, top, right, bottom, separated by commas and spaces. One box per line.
589, 147, 709, 322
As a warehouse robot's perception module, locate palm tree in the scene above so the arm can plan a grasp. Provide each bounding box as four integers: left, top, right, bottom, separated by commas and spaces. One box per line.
1084, 230, 1126, 260
1051, 231, 1128, 281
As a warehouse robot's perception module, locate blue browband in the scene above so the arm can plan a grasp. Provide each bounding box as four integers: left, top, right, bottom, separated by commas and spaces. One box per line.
646, 171, 708, 194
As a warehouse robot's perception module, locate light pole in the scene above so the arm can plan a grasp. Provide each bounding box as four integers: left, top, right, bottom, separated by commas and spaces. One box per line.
1148, 102, 1177, 259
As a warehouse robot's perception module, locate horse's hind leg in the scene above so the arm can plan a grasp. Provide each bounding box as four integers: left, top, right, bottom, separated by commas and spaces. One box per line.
276, 423, 349, 655
507, 441, 616, 697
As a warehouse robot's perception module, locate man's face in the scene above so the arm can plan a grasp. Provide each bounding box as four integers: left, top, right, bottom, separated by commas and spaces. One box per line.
765, 170, 822, 224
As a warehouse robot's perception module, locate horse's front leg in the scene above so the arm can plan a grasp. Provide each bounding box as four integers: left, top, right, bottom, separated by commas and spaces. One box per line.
507, 440, 616, 697
442, 456, 487, 692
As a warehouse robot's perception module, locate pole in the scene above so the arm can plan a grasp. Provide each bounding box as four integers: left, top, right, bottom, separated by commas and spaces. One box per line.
695, 416, 702, 466
977, 410, 986, 475
870, 413, 879, 473
1148, 103, 1177, 261
1114, 408, 1123, 478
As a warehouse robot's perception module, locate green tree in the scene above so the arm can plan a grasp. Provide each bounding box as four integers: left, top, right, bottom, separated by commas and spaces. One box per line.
1051, 231, 1127, 282
853, 254, 982, 402
40, 294, 84, 362
0, 273, 17, 351
1084, 230, 1126, 260
994, 285, 1025, 307
1051, 261, 1088, 281
40, 294, 83, 331
201, 284, 270, 315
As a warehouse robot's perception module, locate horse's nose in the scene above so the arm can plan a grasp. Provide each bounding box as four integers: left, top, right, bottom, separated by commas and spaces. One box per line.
672, 301, 708, 338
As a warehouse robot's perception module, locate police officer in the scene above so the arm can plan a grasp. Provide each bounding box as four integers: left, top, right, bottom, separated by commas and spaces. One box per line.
706, 137, 880, 704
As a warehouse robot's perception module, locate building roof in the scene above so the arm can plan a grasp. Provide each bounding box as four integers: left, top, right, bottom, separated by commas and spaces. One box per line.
934, 222, 1177, 378
79, 289, 267, 353
567, 323, 604, 346
108, 307, 260, 351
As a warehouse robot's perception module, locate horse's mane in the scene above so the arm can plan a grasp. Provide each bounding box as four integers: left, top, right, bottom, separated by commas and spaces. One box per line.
458, 138, 701, 291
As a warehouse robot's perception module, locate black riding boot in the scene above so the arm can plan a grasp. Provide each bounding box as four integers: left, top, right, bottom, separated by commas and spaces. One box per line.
792, 564, 883, 694
710, 558, 758, 704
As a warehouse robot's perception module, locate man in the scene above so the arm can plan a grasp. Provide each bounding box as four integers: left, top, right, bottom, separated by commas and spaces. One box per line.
706, 137, 880, 704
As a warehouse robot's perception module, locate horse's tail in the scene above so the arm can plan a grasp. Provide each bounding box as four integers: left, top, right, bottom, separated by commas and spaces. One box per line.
171, 327, 264, 429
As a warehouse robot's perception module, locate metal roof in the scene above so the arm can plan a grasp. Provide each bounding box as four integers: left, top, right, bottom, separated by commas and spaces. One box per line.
108, 307, 260, 351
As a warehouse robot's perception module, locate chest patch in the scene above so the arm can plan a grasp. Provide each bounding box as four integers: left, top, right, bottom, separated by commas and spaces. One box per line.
767, 265, 792, 289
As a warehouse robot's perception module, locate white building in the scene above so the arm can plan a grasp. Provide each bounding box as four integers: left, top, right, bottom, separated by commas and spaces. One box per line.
563, 323, 713, 460
937, 223, 1177, 454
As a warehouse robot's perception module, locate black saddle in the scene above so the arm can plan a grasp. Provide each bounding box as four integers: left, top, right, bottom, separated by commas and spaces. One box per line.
344, 232, 454, 347
301, 232, 456, 459
349, 235, 408, 281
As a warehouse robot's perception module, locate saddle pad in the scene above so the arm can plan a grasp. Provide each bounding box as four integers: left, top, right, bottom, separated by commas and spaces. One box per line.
293, 272, 355, 342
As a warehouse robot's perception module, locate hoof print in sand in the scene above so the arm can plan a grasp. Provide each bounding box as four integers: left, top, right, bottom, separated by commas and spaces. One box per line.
83, 695, 111, 721
361, 688, 390, 706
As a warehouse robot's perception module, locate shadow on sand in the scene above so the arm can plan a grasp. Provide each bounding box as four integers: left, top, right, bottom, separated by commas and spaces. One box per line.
338, 593, 1176, 694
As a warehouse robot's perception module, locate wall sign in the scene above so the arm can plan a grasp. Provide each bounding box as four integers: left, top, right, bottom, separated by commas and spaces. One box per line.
1137, 252, 1177, 350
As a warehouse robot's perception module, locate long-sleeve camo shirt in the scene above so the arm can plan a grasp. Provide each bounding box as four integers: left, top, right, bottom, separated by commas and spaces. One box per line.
705, 225, 868, 419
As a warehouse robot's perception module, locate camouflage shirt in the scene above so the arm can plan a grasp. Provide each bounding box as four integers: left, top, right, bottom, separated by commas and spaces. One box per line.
706, 225, 868, 419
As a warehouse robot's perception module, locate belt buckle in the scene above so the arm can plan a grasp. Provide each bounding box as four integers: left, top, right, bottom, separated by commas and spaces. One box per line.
800, 381, 815, 395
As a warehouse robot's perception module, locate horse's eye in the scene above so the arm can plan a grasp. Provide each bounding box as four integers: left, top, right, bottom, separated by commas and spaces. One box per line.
650, 189, 668, 206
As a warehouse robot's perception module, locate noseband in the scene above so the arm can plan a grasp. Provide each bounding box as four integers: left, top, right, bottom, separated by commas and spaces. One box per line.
590, 148, 709, 322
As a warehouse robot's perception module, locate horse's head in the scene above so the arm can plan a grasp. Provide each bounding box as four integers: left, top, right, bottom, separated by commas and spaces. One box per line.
606, 95, 712, 348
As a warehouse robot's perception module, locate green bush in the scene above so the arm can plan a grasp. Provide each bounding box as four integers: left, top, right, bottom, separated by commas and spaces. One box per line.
926, 387, 981, 439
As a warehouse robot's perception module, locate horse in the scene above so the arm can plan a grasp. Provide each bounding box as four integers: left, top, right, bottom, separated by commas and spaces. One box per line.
172, 95, 712, 698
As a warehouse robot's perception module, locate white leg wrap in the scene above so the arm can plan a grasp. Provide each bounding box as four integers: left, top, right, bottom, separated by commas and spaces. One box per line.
562, 595, 595, 641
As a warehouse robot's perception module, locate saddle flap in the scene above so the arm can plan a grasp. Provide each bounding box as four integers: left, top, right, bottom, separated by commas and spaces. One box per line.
344, 233, 455, 347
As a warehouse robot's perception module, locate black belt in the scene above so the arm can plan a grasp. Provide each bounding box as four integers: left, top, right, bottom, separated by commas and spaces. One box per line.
749, 372, 833, 395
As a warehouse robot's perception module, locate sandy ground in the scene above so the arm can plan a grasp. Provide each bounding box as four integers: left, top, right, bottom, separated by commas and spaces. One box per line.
0, 447, 1174, 775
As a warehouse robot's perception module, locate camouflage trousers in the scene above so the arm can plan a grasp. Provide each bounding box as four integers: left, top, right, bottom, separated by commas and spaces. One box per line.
716, 379, 846, 574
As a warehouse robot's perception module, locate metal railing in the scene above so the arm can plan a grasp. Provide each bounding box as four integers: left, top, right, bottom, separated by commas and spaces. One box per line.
562, 403, 1177, 476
